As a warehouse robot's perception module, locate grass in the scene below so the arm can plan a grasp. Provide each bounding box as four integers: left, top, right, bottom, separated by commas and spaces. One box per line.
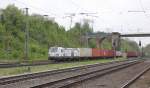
0, 58, 126, 77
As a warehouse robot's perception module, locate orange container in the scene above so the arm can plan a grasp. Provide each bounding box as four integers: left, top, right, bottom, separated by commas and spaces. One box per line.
103, 50, 115, 57
92, 48, 100, 57
99, 50, 104, 57
92, 49, 115, 58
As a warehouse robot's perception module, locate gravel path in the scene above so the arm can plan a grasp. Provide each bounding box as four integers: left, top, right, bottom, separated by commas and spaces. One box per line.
128, 60, 150, 88
69, 61, 150, 88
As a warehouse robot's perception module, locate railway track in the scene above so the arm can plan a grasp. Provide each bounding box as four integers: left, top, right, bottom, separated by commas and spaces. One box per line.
0, 58, 139, 68
64, 59, 149, 88
0, 60, 129, 85
0, 59, 142, 88
31, 60, 141, 88
121, 64, 150, 88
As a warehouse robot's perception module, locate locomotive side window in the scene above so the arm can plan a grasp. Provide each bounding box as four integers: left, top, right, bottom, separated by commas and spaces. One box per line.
50, 47, 58, 52
61, 49, 63, 52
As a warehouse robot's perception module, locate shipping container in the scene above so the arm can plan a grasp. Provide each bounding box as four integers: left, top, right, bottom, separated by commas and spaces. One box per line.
92, 48, 100, 57
79, 48, 92, 57
127, 51, 138, 57
100, 50, 109, 57
106, 50, 110, 57
110, 50, 115, 57
92, 49, 115, 58
102, 50, 115, 57
99, 50, 105, 57
116, 51, 122, 57
107, 50, 110, 57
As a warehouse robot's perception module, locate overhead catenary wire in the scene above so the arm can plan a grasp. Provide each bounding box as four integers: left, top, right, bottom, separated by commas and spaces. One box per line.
13, 0, 57, 16
13, 0, 96, 25
138, 0, 150, 18
67, 0, 89, 12
139, 0, 145, 12
64, 13, 76, 29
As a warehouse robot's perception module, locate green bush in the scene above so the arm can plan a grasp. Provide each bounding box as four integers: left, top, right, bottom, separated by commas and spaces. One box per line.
12, 51, 19, 58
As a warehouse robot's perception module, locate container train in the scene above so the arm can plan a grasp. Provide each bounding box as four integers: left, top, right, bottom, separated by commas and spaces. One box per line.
48, 47, 139, 61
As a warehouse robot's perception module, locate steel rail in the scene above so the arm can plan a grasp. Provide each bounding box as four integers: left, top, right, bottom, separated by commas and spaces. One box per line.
0, 60, 129, 85
121, 65, 150, 88
31, 60, 141, 88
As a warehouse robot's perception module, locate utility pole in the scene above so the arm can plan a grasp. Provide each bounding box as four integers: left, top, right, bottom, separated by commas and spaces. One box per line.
79, 12, 98, 32
79, 12, 98, 47
24, 8, 29, 61
64, 13, 75, 29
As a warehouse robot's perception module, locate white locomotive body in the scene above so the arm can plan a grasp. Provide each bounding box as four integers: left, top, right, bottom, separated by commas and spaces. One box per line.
48, 47, 80, 60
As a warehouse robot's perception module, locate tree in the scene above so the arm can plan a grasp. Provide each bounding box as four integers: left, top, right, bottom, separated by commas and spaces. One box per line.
0, 5, 141, 60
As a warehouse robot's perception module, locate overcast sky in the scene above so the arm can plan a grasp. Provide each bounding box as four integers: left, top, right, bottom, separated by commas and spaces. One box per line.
1, 0, 150, 46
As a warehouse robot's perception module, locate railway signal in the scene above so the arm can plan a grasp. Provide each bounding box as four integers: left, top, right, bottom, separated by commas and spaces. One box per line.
139, 40, 141, 47
139, 40, 142, 57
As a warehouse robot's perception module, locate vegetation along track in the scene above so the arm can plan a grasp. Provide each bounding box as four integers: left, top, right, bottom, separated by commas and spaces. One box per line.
0, 58, 139, 68
0, 60, 52, 68
0, 60, 116, 68
0, 59, 142, 88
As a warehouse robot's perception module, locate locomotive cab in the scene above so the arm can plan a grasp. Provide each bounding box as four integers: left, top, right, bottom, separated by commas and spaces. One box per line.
48, 47, 80, 61
48, 47, 64, 60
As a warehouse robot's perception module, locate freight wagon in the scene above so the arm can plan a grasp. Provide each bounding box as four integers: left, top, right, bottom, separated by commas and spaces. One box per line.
79, 48, 92, 59
92, 49, 115, 58
116, 51, 122, 57
127, 51, 139, 57
48, 47, 139, 61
